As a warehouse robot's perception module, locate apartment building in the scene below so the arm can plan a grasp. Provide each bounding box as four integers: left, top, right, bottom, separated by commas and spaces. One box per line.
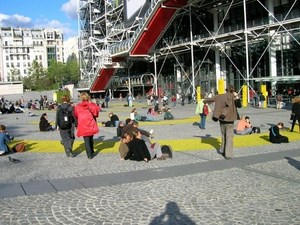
78, 0, 300, 97
0, 27, 64, 82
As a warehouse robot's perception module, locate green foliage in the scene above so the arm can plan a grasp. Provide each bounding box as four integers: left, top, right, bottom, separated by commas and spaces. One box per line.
22, 57, 80, 91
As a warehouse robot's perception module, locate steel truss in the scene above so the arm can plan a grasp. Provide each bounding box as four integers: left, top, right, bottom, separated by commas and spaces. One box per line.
153, 0, 300, 97
78, 0, 300, 97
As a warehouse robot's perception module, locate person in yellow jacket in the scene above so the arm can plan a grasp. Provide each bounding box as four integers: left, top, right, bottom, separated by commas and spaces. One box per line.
195, 96, 211, 129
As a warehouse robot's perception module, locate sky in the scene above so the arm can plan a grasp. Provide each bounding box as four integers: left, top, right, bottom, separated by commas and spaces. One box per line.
0, 0, 78, 41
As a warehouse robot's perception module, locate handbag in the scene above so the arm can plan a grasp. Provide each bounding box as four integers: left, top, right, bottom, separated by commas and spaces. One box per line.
12, 142, 26, 152
290, 113, 295, 120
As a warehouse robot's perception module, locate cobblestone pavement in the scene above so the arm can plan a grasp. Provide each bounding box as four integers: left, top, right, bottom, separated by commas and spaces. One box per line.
0, 95, 300, 224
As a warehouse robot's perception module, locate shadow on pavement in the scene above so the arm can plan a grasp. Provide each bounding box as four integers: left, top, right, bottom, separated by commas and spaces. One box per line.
194, 134, 220, 151
285, 157, 300, 170
259, 135, 269, 142
149, 201, 196, 225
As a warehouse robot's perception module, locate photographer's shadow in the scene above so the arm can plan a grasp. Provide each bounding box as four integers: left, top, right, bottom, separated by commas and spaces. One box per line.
149, 201, 196, 225
194, 134, 221, 152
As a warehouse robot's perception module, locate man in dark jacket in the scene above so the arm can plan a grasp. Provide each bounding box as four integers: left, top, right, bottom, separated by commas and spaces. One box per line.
55, 95, 76, 157
204, 85, 241, 159
269, 122, 289, 143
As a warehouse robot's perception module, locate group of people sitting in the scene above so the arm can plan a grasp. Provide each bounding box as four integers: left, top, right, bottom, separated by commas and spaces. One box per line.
235, 115, 288, 143
117, 119, 172, 162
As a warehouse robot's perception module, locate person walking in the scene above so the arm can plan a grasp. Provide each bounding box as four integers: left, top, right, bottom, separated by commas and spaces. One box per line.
204, 85, 241, 159
55, 95, 76, 157
105, 94, 110, 108
74, 92, 100, 159
195, 95, 211, 129
290, 96, 300, 133
276, 92, 283, 109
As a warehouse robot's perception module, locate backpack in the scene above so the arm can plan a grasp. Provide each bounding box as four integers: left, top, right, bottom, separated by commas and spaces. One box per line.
57, 105, 73, 129
202, 104, 209, 116
161, 145, 173, 158
252, 127, 261, 133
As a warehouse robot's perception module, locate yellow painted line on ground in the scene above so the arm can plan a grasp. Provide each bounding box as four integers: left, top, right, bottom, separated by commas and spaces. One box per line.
10, 130, 300, 154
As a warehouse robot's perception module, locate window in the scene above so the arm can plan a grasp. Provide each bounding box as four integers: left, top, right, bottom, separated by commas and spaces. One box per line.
6, 63, 9, 67
39, 55, 42, 60
17, 62, 20, 67
6, 56, 9, 60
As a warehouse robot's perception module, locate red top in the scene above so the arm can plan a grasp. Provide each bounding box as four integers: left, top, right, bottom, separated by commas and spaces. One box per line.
74, 101, 99, 137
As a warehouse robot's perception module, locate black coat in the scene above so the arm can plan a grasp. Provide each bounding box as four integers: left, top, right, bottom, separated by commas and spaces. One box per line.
39, 116, 51, 131
125, 138, 151, 161
269, 125, 288, 143
292, 102, 300, 120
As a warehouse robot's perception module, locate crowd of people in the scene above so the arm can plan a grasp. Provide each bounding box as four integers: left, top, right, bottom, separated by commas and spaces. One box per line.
0, 88, 299, 161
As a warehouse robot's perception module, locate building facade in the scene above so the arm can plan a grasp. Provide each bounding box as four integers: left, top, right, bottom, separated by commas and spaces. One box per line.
78, 0, 300, 98
0, 27, 64, 82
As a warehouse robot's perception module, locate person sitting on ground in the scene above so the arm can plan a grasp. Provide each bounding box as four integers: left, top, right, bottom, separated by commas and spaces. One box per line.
164, 108, 174, 120
124, 128, 151, 162
131, 120, 153, 143
130, 108, 158, 122
235, 116, 252, 135
0, 124, 14, 156
124, 128, 166, 162
147, 107, 156, 115
117, 118, 132, 138
154, 103, 162, 114
39, 113, 54, 131
102, 112, 120, 127
269, 122, 289, 143
118, 129, 133, 160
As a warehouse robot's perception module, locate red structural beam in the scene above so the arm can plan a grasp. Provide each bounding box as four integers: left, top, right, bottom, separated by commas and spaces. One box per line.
131, 0, 188, 55
90, 68, 115, 92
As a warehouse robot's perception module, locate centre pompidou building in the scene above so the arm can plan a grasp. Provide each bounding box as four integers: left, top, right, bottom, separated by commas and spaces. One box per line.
78, 0, 300, 99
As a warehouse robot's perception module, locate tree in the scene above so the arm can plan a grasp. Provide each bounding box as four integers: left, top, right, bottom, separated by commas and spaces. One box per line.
47, 60, 66, 89
23, 60, 49, 91
64, 54, 80, 85
22, 56, 80, 91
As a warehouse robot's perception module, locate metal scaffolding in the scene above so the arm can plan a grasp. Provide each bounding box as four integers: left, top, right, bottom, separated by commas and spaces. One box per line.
78, 0, 300, 97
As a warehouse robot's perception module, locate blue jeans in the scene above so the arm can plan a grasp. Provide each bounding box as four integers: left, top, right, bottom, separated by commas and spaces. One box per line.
200, 113, 207, 129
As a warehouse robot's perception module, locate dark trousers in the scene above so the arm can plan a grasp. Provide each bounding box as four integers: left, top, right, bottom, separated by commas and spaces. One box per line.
60, 127, 75, 156
83, 136, 94, 158
291, 118, 300, 132
270, 136, 289, 143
